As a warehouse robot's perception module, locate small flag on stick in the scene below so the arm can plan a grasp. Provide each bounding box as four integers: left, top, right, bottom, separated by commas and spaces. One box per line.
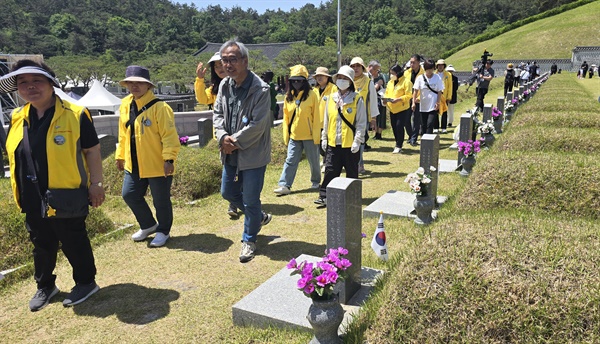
371, 211, 389, 261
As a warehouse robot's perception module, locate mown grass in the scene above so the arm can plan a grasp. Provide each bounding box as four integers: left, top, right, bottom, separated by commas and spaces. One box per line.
344, 73, 600, 342
447, 1, 600, 70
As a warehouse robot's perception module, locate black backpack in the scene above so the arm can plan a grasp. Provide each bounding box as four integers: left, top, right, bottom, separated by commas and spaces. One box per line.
505, 70, 514, 85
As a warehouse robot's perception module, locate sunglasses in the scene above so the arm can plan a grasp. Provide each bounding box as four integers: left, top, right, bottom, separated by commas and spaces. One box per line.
290, 80, 304, 84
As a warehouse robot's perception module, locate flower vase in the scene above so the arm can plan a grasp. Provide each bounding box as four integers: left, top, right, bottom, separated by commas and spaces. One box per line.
482, 133, 495, 147
459, 154, 476, 177
493, 118, 503, 134
307, 296, 344, 344
413, 195, 435, 225
504, 111, 513, 122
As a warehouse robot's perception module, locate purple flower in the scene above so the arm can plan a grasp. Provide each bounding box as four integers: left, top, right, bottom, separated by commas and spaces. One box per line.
297, 275, 311, 289
361, 233, 367, 238
286, 258, 297, 270
337, 247, 348, 255
315, 273, 330, 287
303, 283, 315, 295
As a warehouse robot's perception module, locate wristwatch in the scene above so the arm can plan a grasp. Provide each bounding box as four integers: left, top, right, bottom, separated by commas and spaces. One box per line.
165, 160, 174, 164
92, 182, 103, 187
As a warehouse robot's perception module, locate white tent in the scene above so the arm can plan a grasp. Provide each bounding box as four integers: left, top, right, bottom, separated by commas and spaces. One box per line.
54, 87, 80, 103
77, 80, 122, 113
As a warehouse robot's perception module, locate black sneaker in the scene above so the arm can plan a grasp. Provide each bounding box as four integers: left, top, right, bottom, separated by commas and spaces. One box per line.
314, 197, 327, 207
227, 204, 238, 218
63, 282, 99, 307
29, 286, 59, 312
260, 211, 272, 226
364, 144, 372, 151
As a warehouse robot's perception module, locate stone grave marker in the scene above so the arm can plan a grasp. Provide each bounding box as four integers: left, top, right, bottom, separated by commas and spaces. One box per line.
482, 104, 492, 123
506, 91, 513, 103
197, 118, 213, 147
495, 97, 504, 133
419, 134, 439, 202
327, 177, 362, 304
457, 113, 473, 165
97, 134, 117, 159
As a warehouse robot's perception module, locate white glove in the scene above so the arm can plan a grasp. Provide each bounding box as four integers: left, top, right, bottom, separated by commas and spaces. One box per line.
321, 140, 328, 152
351, 142, 360, 154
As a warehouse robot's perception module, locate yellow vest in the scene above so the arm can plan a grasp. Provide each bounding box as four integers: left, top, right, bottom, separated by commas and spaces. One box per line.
354, 75, 371, 118
313, 82, 337, 128
326, 94, 361, 148
6, 97, 90, 209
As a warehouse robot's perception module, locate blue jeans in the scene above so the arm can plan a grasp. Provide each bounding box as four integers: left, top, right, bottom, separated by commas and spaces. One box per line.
221, 164, 266, 243
122, 170, 173, 235
278, 139, 320, 188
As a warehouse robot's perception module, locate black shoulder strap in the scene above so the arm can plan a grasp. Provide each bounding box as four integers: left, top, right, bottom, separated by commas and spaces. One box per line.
126, 98, 162, 128
423, 76, 438, 94
288, 108, 297, 137
337, 105, 356, 135
22, 122, 47, 218
138, 98, 162, 115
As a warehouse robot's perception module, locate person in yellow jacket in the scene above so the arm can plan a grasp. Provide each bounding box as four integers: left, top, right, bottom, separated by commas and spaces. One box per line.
404, 54, 425, 146
194, 52, 225, 109
195, 52, 239, 218
435, 59, 453, 134
383, 64, 413, 154
0, 60, 104, 311
312, 66, 337, 169
350, 57, 378, 174
116, 66, 180, 248
314, 66, 366, 207
274, 65, 321, 195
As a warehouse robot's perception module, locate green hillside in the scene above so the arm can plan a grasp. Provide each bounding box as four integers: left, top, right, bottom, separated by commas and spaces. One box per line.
448, 0, 600, 70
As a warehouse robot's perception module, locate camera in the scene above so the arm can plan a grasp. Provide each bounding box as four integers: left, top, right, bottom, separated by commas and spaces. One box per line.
466, 49, 493, 88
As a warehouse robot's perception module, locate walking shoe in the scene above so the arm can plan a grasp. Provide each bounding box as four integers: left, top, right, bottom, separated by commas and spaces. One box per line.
442, 129, 448, 134
433, 129, 439, 133
239, 241, 256, 263
227, 204, 238, 218
448, 123, 453, 127
314, 197, 326, 207
274, 185, 291, 195
131, 223, 158, 241
63, 282, 99, 307
409, 141, 419, 147
150, 232, 170, 247
260, 211, 272, 226
392, 147, 402, 154
29, 286, 59, 312
358, 165, 367, 174
364, 144, 372, 151
310, 182, 320, 189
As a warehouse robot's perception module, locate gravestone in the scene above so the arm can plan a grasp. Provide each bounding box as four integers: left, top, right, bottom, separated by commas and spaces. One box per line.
495, 97, 504, 133
419, 134, 439, 202
197, 118, 213, 147
519, 85, 525, 98
506, 91, 513, 103
97, 134, 117, 159
482, 104, 492, 123
457, 113, 474, 165
327, 177, 362, 304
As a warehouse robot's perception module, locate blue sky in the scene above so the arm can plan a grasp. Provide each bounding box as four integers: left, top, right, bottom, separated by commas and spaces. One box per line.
172, 0, 327, 13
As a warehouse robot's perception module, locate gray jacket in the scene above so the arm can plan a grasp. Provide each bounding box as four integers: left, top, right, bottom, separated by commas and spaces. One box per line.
213, 72, 272, 171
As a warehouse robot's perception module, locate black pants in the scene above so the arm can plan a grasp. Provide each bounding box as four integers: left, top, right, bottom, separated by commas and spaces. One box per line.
390, 109, 412, 148
319, 145, 360, 199
440, 111, 448, 130
26, 213, 96, 289
421, 110, 438, 134
476, 87, 489, 110
504, 82, 513, 97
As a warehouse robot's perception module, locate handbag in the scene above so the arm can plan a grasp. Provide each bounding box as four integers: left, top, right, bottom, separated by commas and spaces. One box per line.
23, 122, 89, 218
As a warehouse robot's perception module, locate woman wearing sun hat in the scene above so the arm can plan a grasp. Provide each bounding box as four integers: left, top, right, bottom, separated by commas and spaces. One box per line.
1, 59, 105, 310
314, 65, 367, 207
504, 63, 515, 97
274, 64, 320, 195
312, 66, 337, 168
116, 65, 180, 248
194, 52, 226, 110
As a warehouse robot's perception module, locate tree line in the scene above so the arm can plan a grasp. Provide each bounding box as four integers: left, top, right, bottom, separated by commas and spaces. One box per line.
0, 0, 578, 91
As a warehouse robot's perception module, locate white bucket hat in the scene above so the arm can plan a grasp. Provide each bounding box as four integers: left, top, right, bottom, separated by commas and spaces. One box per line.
332, 65, 356, 89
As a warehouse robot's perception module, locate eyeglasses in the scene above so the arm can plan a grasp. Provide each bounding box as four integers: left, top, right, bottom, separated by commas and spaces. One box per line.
221, 56, 239, 65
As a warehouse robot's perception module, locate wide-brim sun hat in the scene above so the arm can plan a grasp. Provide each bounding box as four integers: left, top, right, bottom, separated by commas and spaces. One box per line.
332, 65, 355, 88
313, 66, 331, 77
119, 65, 156, 87
349, 57, 367, 72
436, 59, 446, 66
208, 52, 221, 64
507, 63, 514, 70
289, 64, 309, 80
0, 66, 60, 94
446, 65, 456, 72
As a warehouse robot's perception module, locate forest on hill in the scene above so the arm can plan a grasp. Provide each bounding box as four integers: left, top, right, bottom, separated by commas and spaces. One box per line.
0, 0, 582, 90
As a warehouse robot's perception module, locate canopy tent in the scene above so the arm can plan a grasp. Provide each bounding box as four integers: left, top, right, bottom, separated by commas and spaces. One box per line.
54, 87, 79, 103
76, 80, 122, 113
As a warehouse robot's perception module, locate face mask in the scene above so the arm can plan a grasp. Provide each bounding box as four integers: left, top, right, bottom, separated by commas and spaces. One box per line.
336, 79, 350, 90
292, 81, 303, 90
390, 74, 398, 81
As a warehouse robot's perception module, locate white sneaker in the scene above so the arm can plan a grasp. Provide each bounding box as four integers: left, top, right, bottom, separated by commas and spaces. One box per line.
392, 147, 402, 154
310, 182, 320, 189
150, 232, 169, 247
442, 129, 448, 134
131, 223, 158, 241
433, 129, 439, 133
239, 241, 256, 263
274, 185, 291, 195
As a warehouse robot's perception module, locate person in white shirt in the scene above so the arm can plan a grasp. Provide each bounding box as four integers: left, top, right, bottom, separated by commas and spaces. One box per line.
411, 59, 444, 135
